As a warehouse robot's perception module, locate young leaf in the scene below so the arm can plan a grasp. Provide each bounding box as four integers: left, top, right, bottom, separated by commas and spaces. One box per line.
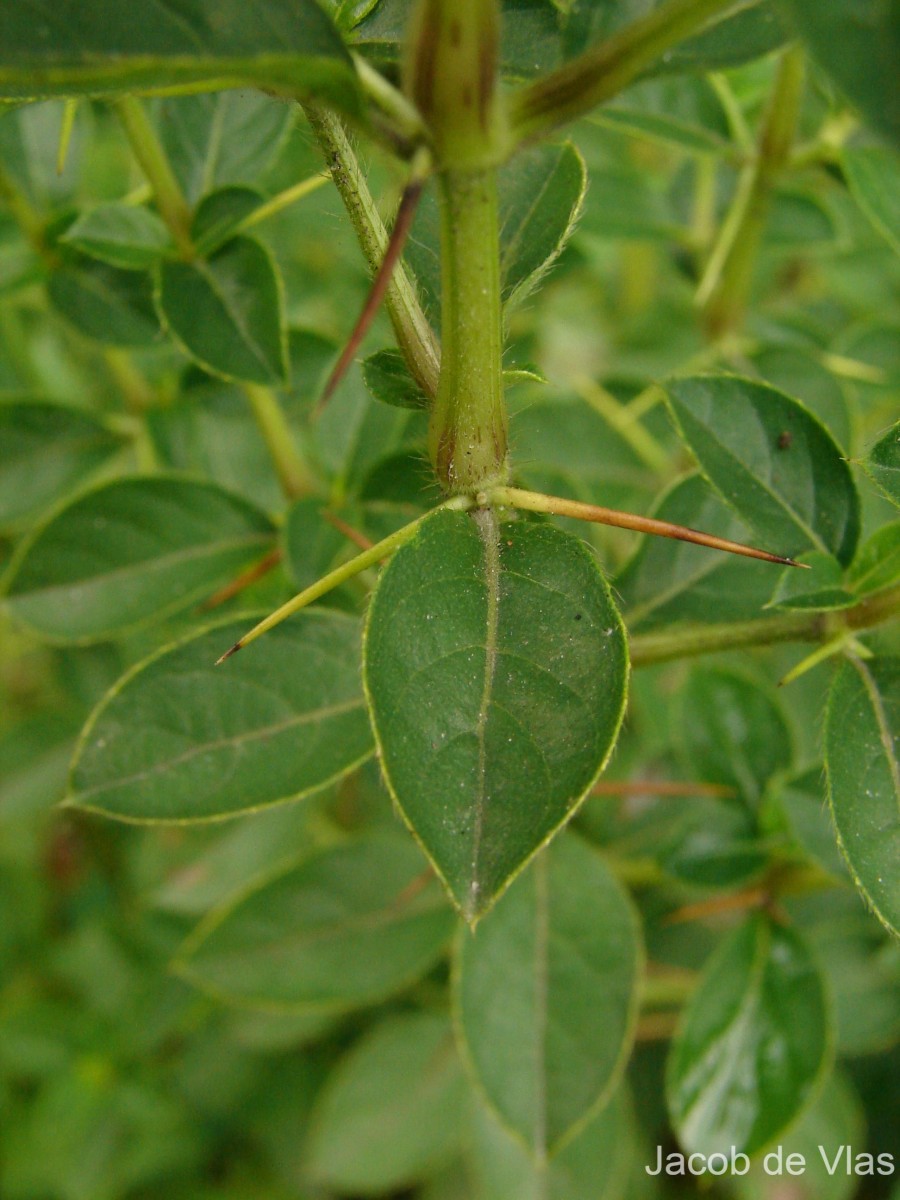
842, 146, 900, 258
364, 508, 629, 921
665, 375, 860, 565
158, 236, 288, 384
455, 833, 642, 1154
862, 420, 900, 509
177, 833, 453, 1006
498, 141, 587, 310
825, 656, 900, 938
675, 667, 794, 810
362, 347, 429, 410
667, 915, 832, 1157
68, 610, 373, 821
304, 1012, 467, 1193
0, 401, 122, 530
780, 0, 900, 146
60, 203, 173, 270
2, 476, 275, 643
0, 0, 360, 115
48, 258, 161, 346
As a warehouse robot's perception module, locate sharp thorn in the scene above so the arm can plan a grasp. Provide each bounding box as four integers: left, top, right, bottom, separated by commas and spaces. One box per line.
316, 178, 423, 414
215, 642, 242, 665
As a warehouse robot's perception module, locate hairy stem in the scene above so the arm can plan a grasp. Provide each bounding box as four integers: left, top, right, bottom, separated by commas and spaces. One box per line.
430, 168, 507, 492
304, 104, 440, 401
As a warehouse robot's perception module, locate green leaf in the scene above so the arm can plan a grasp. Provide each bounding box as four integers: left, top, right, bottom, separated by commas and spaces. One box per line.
48, 258, 161, 347
68, 609, 373, 821
846, 522, 900, 598
767, 551, 855, 612
660, 798, 768, 889
282, 497, 359, 592
780, 0, 900, 146
511, 391, 653, 513
862, 420, 900, 509
595, 75, 731, 153
191, 186, 264, 257
801, 900, 900, 1056
146, 377, 285, 512
657, 2, 789, 73
730, 1068, 865, 1200
2, 476, 275, 642
667, 915, 832, 1157
158, 236, 287, 384
765, 189, 838, 249
674, 667, 794, 809
615, 473, 779, 630
455, 833, 642, 1153
60, 203, 173, 270
0, 401, 122, 530
304, 1012, 467, 1193
177, 833, 453, 1006
0, 1, 360, 114
364, 508, 628, 920
825, 656, 900, 938
158, 92, 294, 205
362, 348, 429, 410
772, 767, 848, 880
665, 375, 860, 565
498, 141, 587, 310
843, 146, 900, 257
469, 1086, 635, 1200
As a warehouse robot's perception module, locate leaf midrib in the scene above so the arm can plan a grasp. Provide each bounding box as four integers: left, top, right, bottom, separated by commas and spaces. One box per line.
10, 529, 272, 600
72, 692, 367, 802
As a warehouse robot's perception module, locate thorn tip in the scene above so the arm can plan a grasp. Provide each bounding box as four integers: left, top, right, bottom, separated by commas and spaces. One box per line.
215, 642, 242, 665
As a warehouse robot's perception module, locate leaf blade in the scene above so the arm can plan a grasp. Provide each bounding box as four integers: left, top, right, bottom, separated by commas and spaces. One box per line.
68, 610, 373, 821
363, 507, 629, 920
665, 374, 860, 565
825, 656, 900, 938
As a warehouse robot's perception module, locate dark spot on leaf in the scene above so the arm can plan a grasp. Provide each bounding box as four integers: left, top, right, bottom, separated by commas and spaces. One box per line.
574, 613, 582, 621
777, 432, 793, 450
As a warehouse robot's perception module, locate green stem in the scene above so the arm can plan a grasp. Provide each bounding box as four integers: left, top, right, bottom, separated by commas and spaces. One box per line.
700, 44, 806, 337
115, 96, 194, 259
641, 969, 698, 1009
508, 0, 753, 146
630, 583, 900, 667
0, 163, 54, 264
304, 104, 440, 401
430, 168, 507, 493
242, 383, 317, 500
